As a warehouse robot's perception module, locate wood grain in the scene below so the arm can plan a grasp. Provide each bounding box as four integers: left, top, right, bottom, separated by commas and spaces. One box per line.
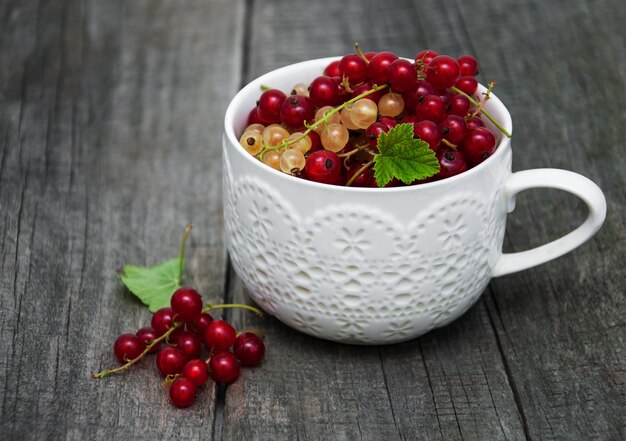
0, 0, 243, 438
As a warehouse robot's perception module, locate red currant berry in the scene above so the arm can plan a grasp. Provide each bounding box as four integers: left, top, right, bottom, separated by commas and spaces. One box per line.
466, 116, 485, 130
169, 377, 196, 408
415, 49, 439, 65
233, 333, 266, 367
367, 52, 398, 85
309, 76, 340, 108
435, 147, 468, 179
448, 94, 471, 116
182, 359, 209, 386
257, 89, 286, 124
280, 95, 314, 130
324, 60, 341, 77
351, 82, 386, 103
439, 115, 468, 145
364, 52, 377, 61
338, 54, 367, 85
346, 163, 377, 187
460, 127, 496, 165
416, 94, 446, 123
426, 55, 461, 89
247, 107, 273, 126
188, 312, 213, 334
402, 80, 437, 112
156, 347, 187, 376
209, 352, 240, 383
151, 307, 175, 337
176, 331, 203, 359
388, 59, 418, 92
171, 287, 203, 322
457, 55, 479, 76
307, 130, 323, 153
203, 320, 236, 352
304, 150, 342, 185
136, 327, 160, 353
379, 116, 398, 130
365, 122, 390, 148
113, 333, 145, 363
455, 76, 478, 95
412, 120, 442, 151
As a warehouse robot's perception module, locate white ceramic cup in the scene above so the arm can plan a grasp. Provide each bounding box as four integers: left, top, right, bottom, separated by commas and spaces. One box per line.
223, 57, 606, 344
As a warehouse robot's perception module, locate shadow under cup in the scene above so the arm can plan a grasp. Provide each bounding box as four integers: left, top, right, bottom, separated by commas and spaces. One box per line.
222, 57, 603, 344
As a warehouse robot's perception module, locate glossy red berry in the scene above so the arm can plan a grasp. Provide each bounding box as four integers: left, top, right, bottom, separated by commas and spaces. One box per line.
367, 52, 398, 85
426, 55, 461, 89
388, 59, 418, 92
169, 377, 196, 408
379, 116, 398, 130
182, 359, 209, 386
233, 333, 266, 367
324, 60, 341, 77
307, 130, 323, 153
151, 307, 175, 337
460, 127, 496, 165
203, 320, 236, 352
403, 80, 437, 111
416, 94, 446, 123
247, 106, 273, 126
415, 49, 439, 65
338, 54, 367, 85
280, 95, 314, 129
304, 150, 342, 185
365, 122, 390, 148
412, 120, 442, 151
171, 287, 203, 322
455, 76, 478, 95
457, 55, 479, 76
351, 82, 386, 103
136, 327, 160, 353
435, 147, 468, 179
439, 115, 468, 145
113, 333, 145, 363
466, 116, 485, 130
257, 89, 286, 123
309, 76, 340, 108
188, 313, 213, 334
209, 352, 240, 383
176, 331, 202, 359
156, 346, 187, 376
448, 94, 471, 116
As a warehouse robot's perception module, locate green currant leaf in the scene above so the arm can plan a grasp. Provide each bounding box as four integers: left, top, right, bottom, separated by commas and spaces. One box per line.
119, 258, 183, 312
373, 123, 440, 187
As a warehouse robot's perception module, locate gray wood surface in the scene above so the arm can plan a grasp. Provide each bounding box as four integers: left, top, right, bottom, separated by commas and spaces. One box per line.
1, 0, 624, 440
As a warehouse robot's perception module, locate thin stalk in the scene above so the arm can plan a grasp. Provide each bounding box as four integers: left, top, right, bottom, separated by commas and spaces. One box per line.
450, 86, 511, 138
345, 160, 374, 187
178, 224, 192, 285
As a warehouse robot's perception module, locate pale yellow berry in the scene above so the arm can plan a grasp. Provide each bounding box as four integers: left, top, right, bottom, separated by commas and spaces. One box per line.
262, 150, 281, 170
262, 124, 290, 147
244, 123, 265, 135
340, 107, 360, 130
350, 98, 378, 129
279, 149, 306, 174
239, 131, 264, 155
378, 92, 405, 117
287, 132, 312, 154
313, 106, 341, 133
291, 83, 309, 97
321, 123, 350, 153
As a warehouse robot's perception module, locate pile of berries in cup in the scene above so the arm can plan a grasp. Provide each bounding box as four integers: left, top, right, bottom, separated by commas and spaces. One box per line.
93, 287, 265, 408
240, 48, 506, 186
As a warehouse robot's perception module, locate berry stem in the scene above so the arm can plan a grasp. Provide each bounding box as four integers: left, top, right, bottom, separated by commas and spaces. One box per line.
178, 224, 192, 286
441, 139, 457, 149
92, 322, 183, 379
203, 303, 264, 317
354, 42, 369, 64
260, 84, 272, 91
345, 160, 374, 187
258, 83, 388, 159
450, 86, 511, 138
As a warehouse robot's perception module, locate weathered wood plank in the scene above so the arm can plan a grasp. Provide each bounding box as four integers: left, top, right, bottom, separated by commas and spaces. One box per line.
452, 0, 626, 439
221, 1, 528, 440
0, 0, 244, 438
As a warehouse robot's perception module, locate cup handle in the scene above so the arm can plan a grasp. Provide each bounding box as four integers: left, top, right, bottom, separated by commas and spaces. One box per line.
493, 168, 606, 277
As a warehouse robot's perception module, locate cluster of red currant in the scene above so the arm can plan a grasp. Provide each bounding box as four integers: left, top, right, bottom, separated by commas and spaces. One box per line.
93, 287, 265, 408
240, 46, 509, 186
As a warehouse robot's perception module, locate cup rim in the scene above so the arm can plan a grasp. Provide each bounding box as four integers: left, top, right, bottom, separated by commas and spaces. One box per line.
224, 56, 513, 192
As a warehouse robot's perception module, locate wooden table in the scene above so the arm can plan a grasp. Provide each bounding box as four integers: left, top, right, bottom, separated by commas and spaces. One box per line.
1, 0, 624, 439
